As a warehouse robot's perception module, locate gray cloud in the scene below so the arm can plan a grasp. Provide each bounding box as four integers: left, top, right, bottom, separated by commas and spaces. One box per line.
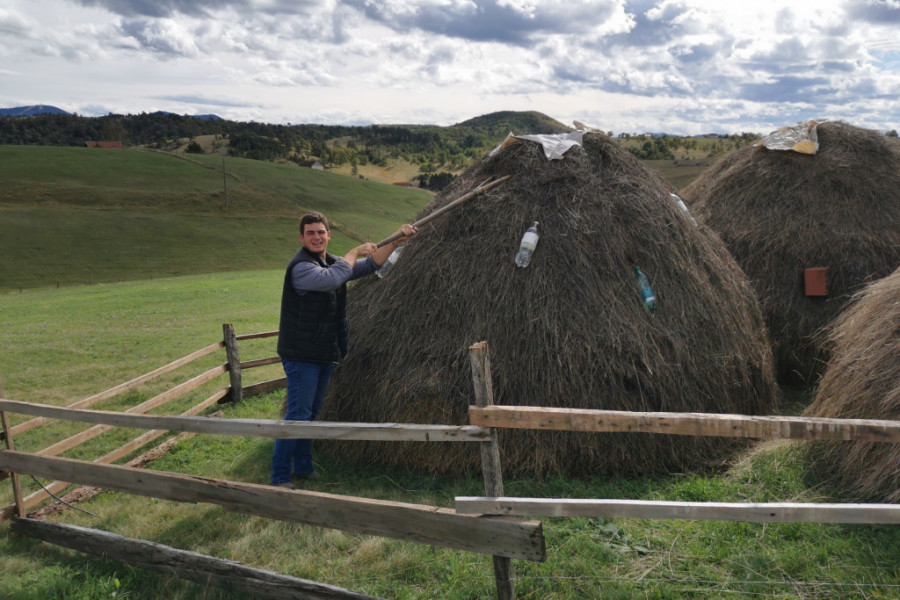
343, 0, 625, 45
154, 94, 257, 107
740, 75, 831, 103
845, 0, 900, 23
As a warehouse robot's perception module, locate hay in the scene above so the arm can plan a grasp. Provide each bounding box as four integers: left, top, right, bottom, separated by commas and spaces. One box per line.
803, 267, 900, 503
321, 132, 777, 478
682, 121, 900, 382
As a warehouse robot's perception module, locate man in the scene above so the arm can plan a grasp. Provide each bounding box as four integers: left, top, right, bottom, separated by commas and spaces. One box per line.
271, 211, 417, 488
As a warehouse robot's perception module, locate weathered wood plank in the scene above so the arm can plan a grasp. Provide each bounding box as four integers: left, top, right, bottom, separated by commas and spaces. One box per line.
5, 341, 224, 438
235, 330, 279, 341
12, 518, 383, 600
0, 452, 546, 561
241, 357, 282, 369
0, 399, 491, 442
0, 389, 231, 520
468, 342, 514, 600
242, 377, 287, 399
469, 406, 900, 442
455, 497, 900, 524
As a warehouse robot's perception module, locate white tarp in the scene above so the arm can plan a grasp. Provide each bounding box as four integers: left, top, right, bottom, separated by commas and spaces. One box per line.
489, 131, 584, 160
760, 120, 824, 155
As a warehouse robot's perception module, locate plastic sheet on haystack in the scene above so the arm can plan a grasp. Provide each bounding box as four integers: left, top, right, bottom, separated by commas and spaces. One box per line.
760, 120, 824, 155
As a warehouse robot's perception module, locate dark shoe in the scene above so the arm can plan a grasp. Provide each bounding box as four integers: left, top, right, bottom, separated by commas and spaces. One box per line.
292, 471, 321, 482
273, 481, 297, 490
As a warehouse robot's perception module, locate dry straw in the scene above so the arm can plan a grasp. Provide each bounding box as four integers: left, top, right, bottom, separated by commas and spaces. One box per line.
322, 132, 777, 478
682, 121, 900, 383
803, 267, 900, 503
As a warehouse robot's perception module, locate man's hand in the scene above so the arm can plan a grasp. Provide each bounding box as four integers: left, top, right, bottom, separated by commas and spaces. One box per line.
393, 224, 419, 246
343, 242, 377, 268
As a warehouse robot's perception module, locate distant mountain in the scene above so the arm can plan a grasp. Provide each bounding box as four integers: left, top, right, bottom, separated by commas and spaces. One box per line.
150, 111, 222, 120
454, 111, 571, 135
0, 105, 71, 117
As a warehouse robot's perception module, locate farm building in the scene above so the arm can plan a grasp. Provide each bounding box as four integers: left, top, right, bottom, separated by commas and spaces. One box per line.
321, 131, 778, 478
682, 121, 900, 383
803, 267, 900, 503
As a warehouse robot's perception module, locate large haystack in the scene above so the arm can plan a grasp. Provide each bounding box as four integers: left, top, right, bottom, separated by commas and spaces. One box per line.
682, 121, 900, 382
321, 132, 777, 478
803, 267, 900, 503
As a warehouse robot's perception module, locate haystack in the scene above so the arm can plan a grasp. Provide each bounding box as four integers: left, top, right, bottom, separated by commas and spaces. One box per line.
803, 267, 900, 503
321, 131, 778, 478
682, 121, 900, 382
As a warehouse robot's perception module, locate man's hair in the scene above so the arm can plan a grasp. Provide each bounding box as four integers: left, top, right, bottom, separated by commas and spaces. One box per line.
299, 212, 329, 234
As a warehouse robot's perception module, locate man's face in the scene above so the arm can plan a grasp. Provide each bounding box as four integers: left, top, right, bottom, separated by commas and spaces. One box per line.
300, 222, 331, 256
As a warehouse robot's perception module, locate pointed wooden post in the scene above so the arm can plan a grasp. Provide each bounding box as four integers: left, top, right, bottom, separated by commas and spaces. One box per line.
468, 342, 514, 600
0, 377, 25, 518
223, 323, 242, 403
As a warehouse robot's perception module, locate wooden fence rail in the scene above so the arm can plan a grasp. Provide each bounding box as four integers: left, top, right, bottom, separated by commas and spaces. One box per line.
469, 405, 900, 442
0, 399, 491, 443
0, 451, 546, 562
454, 497, 900, 524
13, 518, 384, 600
1, 340, 224, 441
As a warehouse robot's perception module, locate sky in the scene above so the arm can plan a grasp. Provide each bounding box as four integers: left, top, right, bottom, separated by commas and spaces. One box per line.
1, 0, 898, 135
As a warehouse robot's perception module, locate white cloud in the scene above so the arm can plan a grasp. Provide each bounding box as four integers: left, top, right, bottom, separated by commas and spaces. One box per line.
0, 0, 896, 134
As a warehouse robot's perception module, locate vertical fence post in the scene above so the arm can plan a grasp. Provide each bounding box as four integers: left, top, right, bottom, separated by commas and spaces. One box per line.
468, 341, 515, 600
223, 324, 242, 403
0, 378, 25, 518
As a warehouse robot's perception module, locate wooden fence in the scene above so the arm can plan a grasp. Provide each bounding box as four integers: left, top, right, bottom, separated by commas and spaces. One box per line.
3, 329, 899, 598
0, 331, 536, 600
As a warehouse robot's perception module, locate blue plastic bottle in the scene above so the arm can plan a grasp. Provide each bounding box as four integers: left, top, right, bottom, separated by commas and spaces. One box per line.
634, 266, 658, 311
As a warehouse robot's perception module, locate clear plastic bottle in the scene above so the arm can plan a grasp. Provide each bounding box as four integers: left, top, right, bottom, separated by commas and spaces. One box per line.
668, 191, 698, 227
376, 245, 404, 279
515, 221, 540, 268
634, 266, 658, 311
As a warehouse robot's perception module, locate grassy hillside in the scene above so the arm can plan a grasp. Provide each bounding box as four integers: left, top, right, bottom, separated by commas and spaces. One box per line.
1, 274, 898, 599
0, 146, 430, 290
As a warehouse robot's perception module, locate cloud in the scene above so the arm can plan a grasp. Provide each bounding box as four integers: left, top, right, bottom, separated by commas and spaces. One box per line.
846, 0, 900, 24
154, 94, 256, 107
345, 0, 632, 44
72, 0, 231, 18
118, 18, 201, 56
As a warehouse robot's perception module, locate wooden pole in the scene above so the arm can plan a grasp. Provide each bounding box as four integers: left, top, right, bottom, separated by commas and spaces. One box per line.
223, 323, 242, 403
468, 342, 515, 600
376, 175, 512, 248
0, 452, 546, 562
1, 378, 25, 518
12, 518, 384, 600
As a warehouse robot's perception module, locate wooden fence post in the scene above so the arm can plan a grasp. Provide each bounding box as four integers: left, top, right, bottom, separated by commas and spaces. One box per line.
223, 323, 242, 403
0, 377, 25, 518
468, 342, 515, 600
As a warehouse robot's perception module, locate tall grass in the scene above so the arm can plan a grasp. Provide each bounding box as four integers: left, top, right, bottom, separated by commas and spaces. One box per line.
2, 273, 899, 599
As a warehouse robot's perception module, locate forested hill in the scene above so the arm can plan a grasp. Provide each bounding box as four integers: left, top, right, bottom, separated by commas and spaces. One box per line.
0, 109, 570, 173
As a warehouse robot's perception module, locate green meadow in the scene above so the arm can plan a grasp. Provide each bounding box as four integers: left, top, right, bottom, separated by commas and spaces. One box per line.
1, 145, 899, 599
0, 145, 429, 290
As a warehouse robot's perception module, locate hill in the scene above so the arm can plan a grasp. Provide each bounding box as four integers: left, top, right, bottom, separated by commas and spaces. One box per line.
0, 104, 70, 117
0, 146, 430, 290
454, 110, 571, 134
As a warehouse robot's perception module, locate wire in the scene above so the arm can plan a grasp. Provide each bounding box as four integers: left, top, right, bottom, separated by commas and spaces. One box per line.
28, 476, 99, 518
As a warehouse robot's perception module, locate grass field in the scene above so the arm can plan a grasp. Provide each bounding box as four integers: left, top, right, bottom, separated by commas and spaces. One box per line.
1, 273, 899, 599
2, 142, 898, 598
0, 146, 430, 290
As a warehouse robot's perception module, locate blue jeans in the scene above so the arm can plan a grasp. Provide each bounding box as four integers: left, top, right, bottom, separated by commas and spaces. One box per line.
270, 359, 334, 484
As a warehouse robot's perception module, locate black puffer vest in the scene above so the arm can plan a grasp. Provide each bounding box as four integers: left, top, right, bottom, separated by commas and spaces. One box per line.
277, 247, 348, 363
